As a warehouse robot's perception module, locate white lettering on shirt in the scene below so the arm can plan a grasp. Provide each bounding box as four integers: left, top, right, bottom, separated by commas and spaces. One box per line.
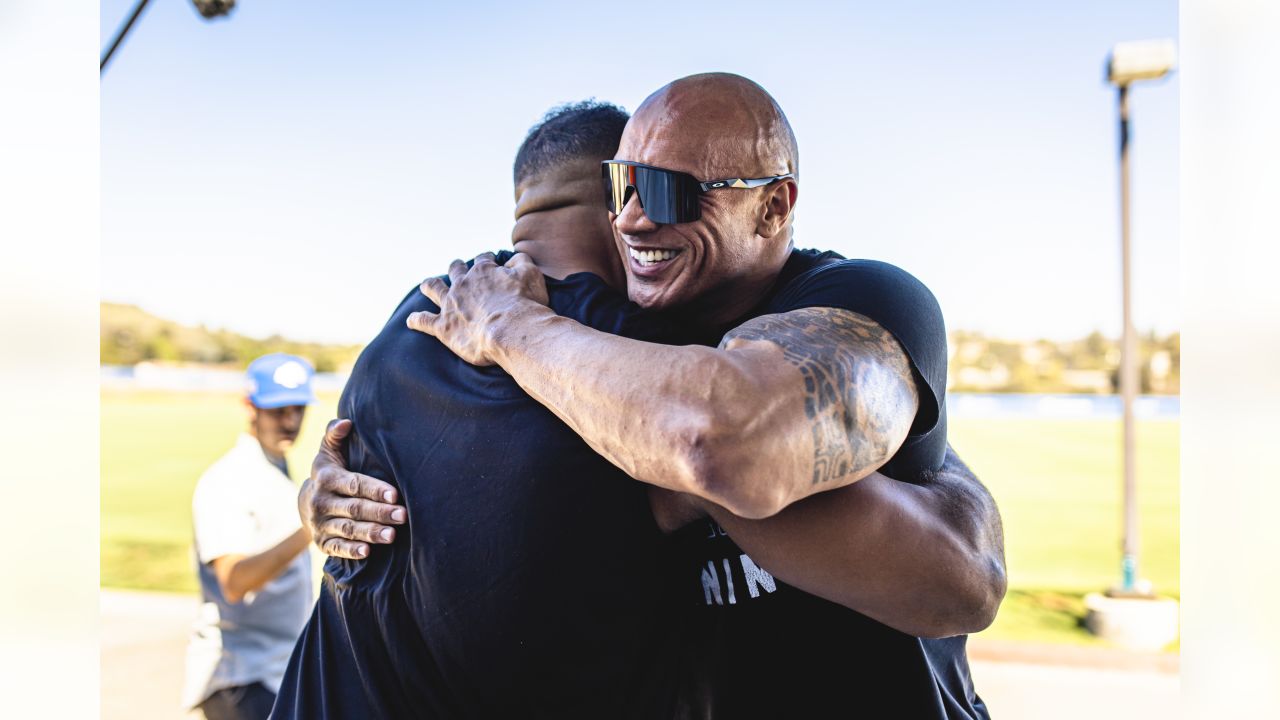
701, 561, 724, 605
697, 553, 780, 605
740, 554, 777, 598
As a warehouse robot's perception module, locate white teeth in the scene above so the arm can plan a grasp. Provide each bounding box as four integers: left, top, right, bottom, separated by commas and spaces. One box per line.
629, 248, 679, 266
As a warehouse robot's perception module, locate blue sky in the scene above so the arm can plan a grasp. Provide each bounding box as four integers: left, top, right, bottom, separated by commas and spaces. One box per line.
101, 0, 1178, 344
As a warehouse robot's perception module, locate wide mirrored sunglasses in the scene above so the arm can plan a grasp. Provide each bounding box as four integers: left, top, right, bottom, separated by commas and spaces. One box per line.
601, 161, 794, 224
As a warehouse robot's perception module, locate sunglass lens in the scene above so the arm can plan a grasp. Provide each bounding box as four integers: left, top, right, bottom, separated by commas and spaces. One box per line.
603, 163, 628, 214
603, 163, 702, 224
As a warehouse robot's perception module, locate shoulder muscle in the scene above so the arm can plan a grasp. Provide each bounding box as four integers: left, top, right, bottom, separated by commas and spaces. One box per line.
721, 307, 918, 485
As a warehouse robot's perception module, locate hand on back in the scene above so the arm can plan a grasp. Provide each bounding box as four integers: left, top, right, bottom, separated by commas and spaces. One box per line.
300, 419, 406, 559
407, 252, 549, 366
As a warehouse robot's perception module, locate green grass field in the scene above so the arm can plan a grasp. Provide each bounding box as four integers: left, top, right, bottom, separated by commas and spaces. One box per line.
101, 389, 1179, 648
948, 417, 1179, 647
100, 390, 342, 592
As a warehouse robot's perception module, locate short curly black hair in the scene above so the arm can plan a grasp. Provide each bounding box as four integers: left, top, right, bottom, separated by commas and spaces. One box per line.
514, 100, 630, 185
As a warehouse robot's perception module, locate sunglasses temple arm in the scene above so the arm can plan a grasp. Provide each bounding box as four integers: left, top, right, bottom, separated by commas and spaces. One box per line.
698, 174, 794, 191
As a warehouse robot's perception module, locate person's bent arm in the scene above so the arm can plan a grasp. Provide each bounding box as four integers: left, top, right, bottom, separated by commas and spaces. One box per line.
409, 254, 919, 519
210, 528, 311, 604
304, 421, 1006, 638
686, 444, 1007, 638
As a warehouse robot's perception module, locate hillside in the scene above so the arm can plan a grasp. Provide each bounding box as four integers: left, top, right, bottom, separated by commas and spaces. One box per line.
100, 302, 363, 372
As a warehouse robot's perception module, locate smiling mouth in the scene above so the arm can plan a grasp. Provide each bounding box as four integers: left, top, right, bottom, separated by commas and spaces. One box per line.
628, 246, 683, 267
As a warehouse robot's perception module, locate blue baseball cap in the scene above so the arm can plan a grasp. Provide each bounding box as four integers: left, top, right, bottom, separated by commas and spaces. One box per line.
245, 353, 317, 409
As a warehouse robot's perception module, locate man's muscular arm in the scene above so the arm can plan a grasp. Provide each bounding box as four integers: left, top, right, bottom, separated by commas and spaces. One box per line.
409, 254, 918, 519
308, 419, 1006, 637
691, 444, 1007, 638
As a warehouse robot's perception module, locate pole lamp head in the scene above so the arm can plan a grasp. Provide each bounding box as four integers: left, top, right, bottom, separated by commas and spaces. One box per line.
191, 0, 236, 19
1107, 39, 1177, 86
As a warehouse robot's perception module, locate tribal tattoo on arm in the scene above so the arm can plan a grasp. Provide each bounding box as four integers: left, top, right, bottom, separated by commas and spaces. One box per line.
721, 307, 918, 485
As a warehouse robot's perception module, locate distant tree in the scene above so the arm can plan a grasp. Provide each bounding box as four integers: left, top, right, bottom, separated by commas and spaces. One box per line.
144, 329, 179, 361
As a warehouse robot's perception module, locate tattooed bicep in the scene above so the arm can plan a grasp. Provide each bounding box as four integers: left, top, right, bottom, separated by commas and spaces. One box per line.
721, 307, 918, 485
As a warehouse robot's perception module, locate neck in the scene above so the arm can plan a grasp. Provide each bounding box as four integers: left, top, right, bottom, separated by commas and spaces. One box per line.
511, 167, 626, 290
514, 238, 593, 280
249, 429, 285, 464
514, 229, 626, 291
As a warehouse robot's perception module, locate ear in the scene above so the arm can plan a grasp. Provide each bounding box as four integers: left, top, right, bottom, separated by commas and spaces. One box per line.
755, 178, 797, 240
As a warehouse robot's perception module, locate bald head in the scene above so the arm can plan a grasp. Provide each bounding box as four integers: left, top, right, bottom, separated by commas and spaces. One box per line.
626, 72, 798, 180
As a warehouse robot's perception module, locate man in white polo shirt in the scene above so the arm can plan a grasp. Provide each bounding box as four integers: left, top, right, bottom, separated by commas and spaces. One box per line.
183, 353, 316, 720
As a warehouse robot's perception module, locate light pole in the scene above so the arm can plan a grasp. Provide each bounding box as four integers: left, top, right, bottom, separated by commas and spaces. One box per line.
1105, 39, 1175, 597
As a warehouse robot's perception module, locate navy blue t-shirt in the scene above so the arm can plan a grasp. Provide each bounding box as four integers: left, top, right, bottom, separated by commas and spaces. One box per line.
667, 249, 987, 719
